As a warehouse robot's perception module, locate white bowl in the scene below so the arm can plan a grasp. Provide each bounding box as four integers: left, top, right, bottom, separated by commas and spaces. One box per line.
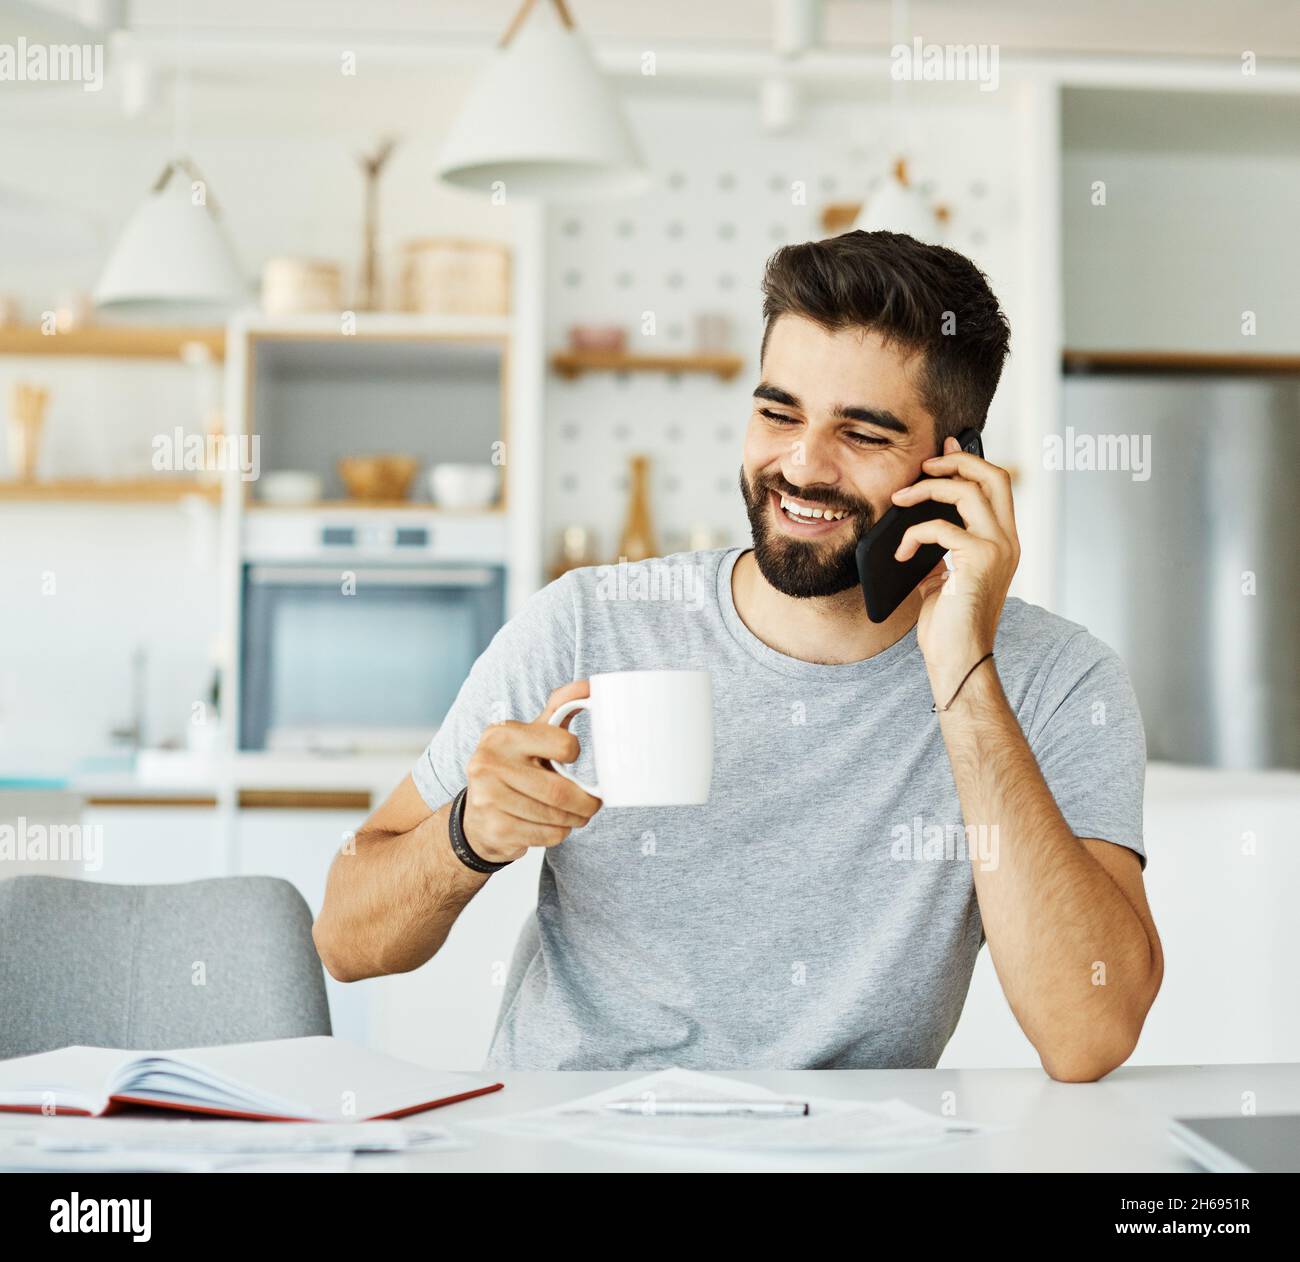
429, 463, 499, 510
259, 471, 323, 505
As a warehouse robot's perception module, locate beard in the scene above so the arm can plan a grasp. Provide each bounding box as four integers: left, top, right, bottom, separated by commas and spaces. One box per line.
737, 464, 875, 599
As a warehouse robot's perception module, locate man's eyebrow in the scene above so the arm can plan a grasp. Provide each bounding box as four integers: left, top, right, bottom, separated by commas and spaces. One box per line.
754, 383, 911, 437
753, 382, 799, 407
834, 404, 910, 435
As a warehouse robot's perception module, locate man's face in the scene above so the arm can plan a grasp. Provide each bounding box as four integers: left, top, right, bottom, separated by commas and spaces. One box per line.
739, 314, 940, 599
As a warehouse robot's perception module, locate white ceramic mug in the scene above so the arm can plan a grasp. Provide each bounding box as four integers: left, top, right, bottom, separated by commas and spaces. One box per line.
544, 670, 713, 806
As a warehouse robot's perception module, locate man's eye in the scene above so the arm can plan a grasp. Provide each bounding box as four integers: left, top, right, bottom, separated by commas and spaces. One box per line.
758, 410, 887, 448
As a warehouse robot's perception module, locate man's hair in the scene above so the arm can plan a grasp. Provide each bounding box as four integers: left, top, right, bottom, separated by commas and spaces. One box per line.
759, 230, 1011, 441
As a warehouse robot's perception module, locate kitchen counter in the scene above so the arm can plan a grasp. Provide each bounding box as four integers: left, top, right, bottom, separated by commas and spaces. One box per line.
1, 750, 418, 804
5, 755, 1297, 807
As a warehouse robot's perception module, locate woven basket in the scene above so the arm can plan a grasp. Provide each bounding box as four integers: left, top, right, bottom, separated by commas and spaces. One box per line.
398, 239, 509, 315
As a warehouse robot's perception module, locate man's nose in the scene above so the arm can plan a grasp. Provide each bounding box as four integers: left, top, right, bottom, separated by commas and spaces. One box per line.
779, 430, 845, 491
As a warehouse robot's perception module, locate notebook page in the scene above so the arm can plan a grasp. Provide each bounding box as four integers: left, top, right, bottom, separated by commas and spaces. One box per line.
0, 1046, 143, 1116
120, 1036, 499, 1120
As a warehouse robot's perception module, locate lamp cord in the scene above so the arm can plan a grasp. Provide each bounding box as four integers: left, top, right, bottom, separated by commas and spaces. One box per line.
500, 0, 575, 48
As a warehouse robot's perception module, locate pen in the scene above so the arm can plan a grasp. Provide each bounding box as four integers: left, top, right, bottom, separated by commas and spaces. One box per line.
601, 1099, 810, 1117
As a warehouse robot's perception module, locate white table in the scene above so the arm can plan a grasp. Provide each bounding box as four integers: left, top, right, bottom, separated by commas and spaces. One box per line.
353, 1063, 1300, 1173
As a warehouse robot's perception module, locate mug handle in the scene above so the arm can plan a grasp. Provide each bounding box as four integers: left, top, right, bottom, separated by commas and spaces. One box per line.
544, 699, 603, 800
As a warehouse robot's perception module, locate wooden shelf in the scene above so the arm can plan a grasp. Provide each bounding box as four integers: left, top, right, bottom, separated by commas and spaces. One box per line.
238, 789, 372, 810
0, 479, 220, 503
551, 350, 744, 381
1063, 349, 1300, 376
248, 499, 504, 513
0, 326, 225, 360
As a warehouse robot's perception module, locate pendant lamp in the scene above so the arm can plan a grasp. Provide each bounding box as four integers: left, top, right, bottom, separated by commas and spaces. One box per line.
94, 158, 244, 310
436, 0, 647, 200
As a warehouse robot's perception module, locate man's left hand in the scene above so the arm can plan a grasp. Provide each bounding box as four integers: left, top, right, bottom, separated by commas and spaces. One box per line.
890, 434, 1021, 704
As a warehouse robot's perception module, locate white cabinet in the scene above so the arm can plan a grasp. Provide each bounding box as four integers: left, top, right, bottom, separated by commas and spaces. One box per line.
233, 808, 356, 910
79, 805, 225, 886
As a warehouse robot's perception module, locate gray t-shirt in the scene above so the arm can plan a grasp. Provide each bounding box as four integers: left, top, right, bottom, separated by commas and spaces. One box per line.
411, 546, 1147, 1071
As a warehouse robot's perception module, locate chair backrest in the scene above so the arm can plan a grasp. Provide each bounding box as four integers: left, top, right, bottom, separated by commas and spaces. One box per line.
0, 874, 331, 1060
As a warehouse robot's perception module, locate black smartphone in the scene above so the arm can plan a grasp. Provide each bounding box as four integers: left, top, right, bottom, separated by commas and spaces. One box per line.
855, 427, 985, 623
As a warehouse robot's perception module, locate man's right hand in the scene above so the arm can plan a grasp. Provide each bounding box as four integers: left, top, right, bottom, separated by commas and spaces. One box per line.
461, 681, 604, 864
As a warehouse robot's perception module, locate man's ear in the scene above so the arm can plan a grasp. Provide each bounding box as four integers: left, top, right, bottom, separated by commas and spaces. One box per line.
922, 413, 945, 458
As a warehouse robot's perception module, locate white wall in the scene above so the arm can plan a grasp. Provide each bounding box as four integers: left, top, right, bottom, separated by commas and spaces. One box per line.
0, 501, 221, 763
1063, 151, 1300, 353
1062, 89, 1300, 353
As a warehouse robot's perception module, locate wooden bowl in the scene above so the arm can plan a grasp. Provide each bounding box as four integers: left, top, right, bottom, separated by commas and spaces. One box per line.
337, 454, 420, 502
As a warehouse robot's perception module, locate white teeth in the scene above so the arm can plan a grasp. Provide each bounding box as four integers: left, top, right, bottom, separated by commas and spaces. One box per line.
780, 495, 846, 521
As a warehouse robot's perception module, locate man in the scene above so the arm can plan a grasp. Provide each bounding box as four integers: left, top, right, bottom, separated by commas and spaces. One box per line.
314, 230, 1163, 1080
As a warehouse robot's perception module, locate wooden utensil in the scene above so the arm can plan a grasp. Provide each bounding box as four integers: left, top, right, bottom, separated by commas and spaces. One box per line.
7, 382, 49, 482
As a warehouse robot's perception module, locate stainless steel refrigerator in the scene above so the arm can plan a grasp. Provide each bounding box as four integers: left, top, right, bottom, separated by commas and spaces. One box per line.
1058, 373, 1299, 769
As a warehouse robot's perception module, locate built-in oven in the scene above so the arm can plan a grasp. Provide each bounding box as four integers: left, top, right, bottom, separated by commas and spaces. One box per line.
238, 512, 506, 754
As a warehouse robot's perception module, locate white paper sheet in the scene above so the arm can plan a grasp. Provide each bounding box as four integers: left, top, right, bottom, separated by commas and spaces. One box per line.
467, 1068, 995, 1156
0, 1116, 464, 1171
0, 1146, 357, 1173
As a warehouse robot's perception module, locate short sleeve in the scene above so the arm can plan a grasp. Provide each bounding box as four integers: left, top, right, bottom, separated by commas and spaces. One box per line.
410, 570, 579, 812
1024, 632, 1148, 869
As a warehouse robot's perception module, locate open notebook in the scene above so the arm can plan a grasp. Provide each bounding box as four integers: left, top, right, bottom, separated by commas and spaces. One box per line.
0, 1036, 503, 1122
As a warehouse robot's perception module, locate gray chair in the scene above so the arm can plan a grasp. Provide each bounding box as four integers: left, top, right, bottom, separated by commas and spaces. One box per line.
0, 875, 331, 1060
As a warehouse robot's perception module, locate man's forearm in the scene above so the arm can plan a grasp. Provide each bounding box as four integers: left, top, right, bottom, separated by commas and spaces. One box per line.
936, 662, 1159, 1080
314, 800, 491, 982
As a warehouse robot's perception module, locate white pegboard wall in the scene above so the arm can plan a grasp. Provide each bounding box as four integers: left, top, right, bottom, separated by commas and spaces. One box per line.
542, 94, 1023, 565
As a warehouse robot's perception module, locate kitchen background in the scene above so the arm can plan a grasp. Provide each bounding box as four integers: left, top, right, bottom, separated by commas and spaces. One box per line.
1, 0, 1297, 1071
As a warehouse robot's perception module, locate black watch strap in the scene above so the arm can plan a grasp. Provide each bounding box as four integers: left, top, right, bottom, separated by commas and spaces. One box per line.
447, 785, 513, 874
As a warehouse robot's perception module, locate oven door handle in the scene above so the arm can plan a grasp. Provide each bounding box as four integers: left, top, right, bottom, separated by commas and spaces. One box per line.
247, 565, 498, 587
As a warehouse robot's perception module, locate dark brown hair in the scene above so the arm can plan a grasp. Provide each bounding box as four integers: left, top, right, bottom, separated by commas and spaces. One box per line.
760, 230, 1011, 441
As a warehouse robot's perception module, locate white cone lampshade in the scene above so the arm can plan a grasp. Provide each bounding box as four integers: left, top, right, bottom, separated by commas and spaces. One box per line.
852, 160, 942, 244
436, 2, 647, 199
94, 162, 245, 310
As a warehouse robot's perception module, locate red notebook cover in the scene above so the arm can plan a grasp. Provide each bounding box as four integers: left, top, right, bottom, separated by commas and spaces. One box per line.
0, 1080, 505, 1122
0, 1039, 505, 1122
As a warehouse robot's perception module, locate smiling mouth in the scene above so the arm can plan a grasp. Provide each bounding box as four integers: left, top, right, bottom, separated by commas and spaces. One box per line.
768, 488, 854, 534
